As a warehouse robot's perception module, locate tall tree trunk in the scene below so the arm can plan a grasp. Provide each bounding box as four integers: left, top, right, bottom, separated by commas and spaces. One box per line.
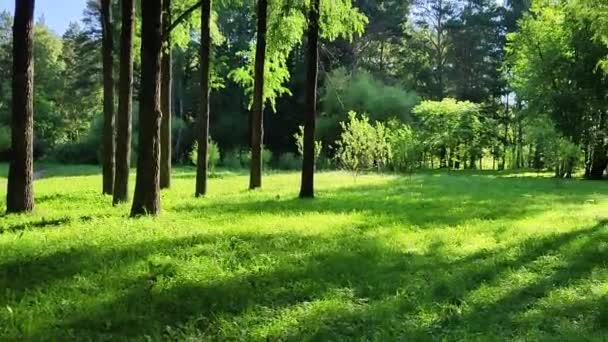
113, 0, 135, 205
195, 0, 211, 197
299, 0, 320, 199
516, 116, 523, 168
7, 0, 35, 213
160, 0, 172, 189
250, 0, 267, 190
131, 0, 163, 216
101, 0, 115, 195
588, 134, 607, 179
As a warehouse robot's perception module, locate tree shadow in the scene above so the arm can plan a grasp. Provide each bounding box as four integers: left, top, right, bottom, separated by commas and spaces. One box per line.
6, 219, 605, 340
0, 216, 72, 234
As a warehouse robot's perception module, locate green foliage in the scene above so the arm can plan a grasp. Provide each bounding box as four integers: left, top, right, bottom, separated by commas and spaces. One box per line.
189, 140, 221, 171
525, 115, 580, 176
387, 121, 419, 173
319, 69, 419, 148
294, 126, 322, 161
335, 111, 391, 175
412, 98, 482, 168
276, 152, 301, 170
219, 147, 272, 169
242, 147, 273, 168
321, 68, 419, 122
230, 0, 367, 111
221, 149, 245, 169
0, 124, 10, 152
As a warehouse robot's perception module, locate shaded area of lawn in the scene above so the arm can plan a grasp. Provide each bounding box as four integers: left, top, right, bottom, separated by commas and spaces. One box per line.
2, 220, 607, 340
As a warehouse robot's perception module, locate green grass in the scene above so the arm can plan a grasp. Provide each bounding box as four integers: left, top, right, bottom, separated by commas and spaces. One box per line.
1, 164, 608, 341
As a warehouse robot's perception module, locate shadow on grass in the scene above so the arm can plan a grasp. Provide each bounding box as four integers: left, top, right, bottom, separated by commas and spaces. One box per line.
0, 217, 72, 234
2, 219, 606, 340
172, 174, 602, 229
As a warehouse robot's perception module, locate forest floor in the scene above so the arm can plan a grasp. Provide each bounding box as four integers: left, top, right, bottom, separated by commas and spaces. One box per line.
1, 164, 608, 340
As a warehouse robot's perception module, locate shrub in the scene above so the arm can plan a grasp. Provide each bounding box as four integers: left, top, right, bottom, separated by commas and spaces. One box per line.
387, 121, 420, 173
242, 148, 273, 168
189, 140, 221, 171
335, 111, 390, 176
0, 125, 10, 152
277, 152, 301, 170
222, 149, 244, 169
294, 126, 322, 162
318, 68, 419, 146
51, 140, 99, 164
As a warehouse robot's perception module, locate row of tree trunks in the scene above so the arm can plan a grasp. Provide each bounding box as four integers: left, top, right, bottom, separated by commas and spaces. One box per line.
6, 0, 35, 213
195, 0, 212, 197
131, 0, 164, 216
299, 0, 320, 198
113, 0, 135, 205
101, 0, 115, 195
6, 0, 343, 216
249, 0, 268, 190
160, 0, 172, 190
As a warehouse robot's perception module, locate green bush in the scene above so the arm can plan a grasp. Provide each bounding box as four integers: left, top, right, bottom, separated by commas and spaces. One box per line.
277, 152, 301, 170
242, 148, 273, 168
319, 68, 419, 146
189, 140, 221, 171
335, 111, 391, 176
294, 126, 322, 162
388, 120, 420, 173
51, 140, 99, 164
222, 149, 244, 169
0, 125, 10, 152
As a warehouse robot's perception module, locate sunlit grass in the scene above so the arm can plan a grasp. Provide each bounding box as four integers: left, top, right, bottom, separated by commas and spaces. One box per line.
1, 164, 608, 340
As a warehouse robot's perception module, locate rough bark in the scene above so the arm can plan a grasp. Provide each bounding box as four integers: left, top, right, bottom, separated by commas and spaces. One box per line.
131, 0, 163, 217
101, 0, 115, 195
195, 0, 211, 197
113, 0, 135, 205
588, 137, 607, 179
160, 0, 172, 189
7, 0, 35, 213
249, 0, 267, 190
299, 0, 320, 199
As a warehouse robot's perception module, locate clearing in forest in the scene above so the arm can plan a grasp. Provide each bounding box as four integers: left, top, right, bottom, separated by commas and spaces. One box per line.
1, 165, 608, 340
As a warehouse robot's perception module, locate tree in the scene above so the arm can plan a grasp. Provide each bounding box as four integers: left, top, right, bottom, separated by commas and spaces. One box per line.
413, 0, 459, 99
249, 0, 268, 190
131, 0, 164, 216
506, 0, 608, 178
160, 0, 172, 189
195, 0, 212, 196
6, 0, 35, 213
113, 0, 135, 205
100, 0, 115, 195
299, 0, 320, 198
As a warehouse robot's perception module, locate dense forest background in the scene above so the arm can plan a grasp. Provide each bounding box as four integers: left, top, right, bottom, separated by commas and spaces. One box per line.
0, 0, 607, 178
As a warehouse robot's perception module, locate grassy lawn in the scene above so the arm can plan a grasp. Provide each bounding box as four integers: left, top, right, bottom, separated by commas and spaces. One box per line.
1, 164, 608, 340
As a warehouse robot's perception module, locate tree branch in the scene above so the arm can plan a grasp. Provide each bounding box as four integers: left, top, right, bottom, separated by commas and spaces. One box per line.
163, 0, 203, 41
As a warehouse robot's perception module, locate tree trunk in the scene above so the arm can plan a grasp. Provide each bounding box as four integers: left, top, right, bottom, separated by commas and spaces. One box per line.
113, 0, 134, 205
516, 117, 523, 168
299, 0, 320, 199
131, 0, 163, 217
160, 0, 172, 189
249, 0, 267, 190
101, 0, 115, 195
195, 0, 211, 197
588, 135, 607, 180
7, 0, 35, 213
